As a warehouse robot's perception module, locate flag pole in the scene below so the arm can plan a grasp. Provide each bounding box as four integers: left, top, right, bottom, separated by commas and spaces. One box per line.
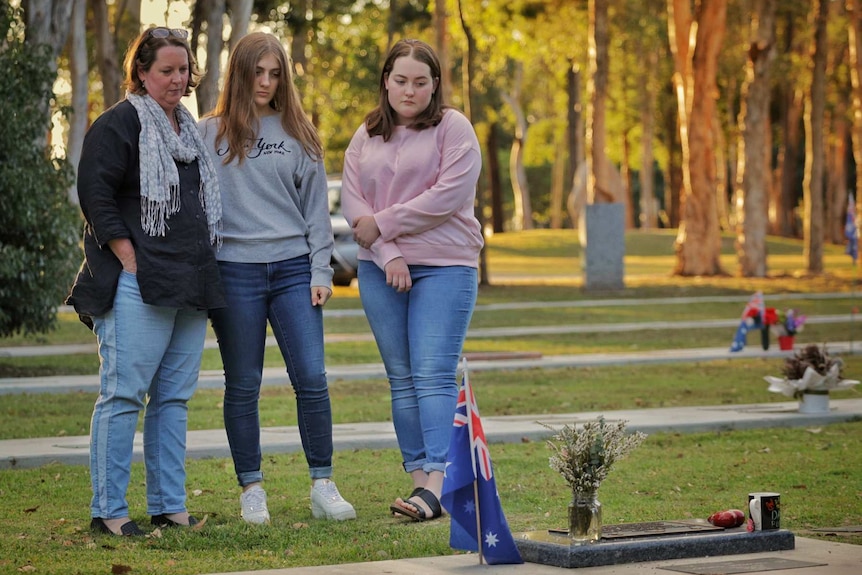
461, 357, 483, 565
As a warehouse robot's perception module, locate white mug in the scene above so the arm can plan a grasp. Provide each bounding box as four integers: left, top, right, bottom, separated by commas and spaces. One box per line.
748, 492, 780, 531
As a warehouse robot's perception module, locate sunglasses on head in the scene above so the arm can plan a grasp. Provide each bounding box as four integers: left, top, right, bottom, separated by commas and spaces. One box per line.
148, 27, 188, 39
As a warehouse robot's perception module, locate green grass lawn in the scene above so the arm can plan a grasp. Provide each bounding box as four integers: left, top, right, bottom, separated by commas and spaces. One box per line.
1, 423, 859, 575
1, 229, 861, 573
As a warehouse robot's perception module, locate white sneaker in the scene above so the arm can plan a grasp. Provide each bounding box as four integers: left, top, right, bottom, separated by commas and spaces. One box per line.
310, 479, 356, 521
240, 485, 271, 524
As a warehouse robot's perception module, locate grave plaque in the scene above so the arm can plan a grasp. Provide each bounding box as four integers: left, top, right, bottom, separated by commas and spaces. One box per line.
548, 520, 724, 539
515, 522, 795, 569
661, 558, 827, 575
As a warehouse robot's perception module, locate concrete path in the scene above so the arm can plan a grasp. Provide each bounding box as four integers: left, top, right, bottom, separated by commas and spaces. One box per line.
200, 536, 862, 575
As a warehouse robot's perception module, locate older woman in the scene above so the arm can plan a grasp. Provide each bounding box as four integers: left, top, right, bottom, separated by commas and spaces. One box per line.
66, 26, 224, 536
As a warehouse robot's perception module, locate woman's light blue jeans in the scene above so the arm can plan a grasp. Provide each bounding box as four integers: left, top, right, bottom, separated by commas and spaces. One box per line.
358, 262, 477, 474
90, 270, 207, 519
210, 256, 334, 486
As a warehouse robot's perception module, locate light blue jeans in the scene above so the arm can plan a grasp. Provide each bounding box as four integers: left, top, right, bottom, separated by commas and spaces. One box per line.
358, 262, 477, 474
90, 270, 207, 519
210, 257, 334, 486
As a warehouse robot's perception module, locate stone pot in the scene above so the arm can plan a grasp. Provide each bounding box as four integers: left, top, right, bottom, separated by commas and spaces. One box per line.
798, 390, 829, 414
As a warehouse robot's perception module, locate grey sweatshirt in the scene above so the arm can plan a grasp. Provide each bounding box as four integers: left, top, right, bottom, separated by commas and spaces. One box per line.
198, 115, 334, 288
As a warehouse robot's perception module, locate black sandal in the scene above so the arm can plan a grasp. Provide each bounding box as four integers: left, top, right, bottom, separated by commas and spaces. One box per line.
390, 488, 442, 521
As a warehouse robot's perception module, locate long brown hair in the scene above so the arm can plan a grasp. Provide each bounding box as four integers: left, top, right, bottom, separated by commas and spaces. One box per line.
205, 32, 322, 165
123, 27, 200, 96
365, 39, 446, 142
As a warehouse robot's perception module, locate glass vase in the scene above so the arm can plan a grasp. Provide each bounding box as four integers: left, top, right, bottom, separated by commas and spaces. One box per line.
568, 490, 602, 544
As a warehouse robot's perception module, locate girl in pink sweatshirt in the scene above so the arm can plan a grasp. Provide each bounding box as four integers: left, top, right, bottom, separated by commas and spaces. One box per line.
342, 38, 483, 522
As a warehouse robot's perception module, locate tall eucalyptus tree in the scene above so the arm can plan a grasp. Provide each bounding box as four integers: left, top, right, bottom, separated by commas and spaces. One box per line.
735, 0, 776, 277
803, 0, 829, 273
667, 0, 727, 276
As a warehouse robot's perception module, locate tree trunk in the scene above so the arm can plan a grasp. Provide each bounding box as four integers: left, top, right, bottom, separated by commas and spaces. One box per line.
23, 0, 72, 62
621, 129, 634, 227
227, 0, 252, 50
565, 62, 584, 228
639, 49, 657, 229
67, 0, 88, 204
487, 121, 504, 234
735, 0, 775, 277
22, 0, 73, 149
92, 0, 120, 108
550, 142, 565, 229
586, 0, 612, 204
778, 87, 803, 237
435, 0, 452, 105
803, 0, 828, 273
827, 112, 849, 244
196, 0, 225, 117
501, 62, 532, 230
457, 0, 488, 284
715, 81, 731, 231
387, 0, 397, 52
664, 107, 682, 227
668, 0, 727, 276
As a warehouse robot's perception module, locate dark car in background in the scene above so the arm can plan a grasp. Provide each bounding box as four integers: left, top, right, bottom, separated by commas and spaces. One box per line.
328, 178, 359, 286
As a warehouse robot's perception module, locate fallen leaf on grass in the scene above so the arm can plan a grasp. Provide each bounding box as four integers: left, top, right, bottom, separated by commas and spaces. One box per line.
111, 564, 132, 574
190, 515, 208, 531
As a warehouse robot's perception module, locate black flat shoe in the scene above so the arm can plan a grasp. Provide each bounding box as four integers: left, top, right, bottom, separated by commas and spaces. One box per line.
90, 517, 145, 536
150, 514, 199, 528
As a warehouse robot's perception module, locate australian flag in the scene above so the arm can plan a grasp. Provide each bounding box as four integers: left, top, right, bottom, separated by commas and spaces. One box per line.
846, 195, 858, 263
440, 358, 523, 565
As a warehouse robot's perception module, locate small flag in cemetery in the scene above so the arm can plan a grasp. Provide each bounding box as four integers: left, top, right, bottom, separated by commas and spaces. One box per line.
440, 358, 523, 565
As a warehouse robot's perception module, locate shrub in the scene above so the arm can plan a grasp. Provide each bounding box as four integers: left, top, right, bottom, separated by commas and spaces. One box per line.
0, 3, 80, 337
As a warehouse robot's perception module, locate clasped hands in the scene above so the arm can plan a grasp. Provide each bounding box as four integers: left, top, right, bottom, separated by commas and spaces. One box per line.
352, 215, 411, 292
351, 215, 380, 249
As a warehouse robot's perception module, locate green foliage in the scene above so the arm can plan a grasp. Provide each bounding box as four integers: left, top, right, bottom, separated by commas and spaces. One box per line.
542, 416, 647, 493
0, 4, 80, 337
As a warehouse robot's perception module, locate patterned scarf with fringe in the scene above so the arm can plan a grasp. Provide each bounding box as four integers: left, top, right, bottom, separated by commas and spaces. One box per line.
127, 92, 221, 246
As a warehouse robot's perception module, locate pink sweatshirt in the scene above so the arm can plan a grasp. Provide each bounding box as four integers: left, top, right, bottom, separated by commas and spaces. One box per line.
341, 109, 484, 269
